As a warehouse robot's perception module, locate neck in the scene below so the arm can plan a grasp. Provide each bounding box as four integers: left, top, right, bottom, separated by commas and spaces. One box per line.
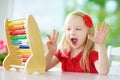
70, 45, 84, 58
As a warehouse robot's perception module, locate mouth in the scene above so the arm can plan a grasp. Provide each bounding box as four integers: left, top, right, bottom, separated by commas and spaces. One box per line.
71, 38, 78, 46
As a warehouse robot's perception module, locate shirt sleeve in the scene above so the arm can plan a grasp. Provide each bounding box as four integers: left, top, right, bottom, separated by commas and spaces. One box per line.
55, 49, 62, 61
90, 50, 98, 63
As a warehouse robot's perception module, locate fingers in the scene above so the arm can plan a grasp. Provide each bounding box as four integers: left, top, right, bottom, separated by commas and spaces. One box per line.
47, 35, 51, 40
47, 42, 53, 49
96, 22, 110, 34
96, 22, 106, 32
100, 22, 105, 32
95, 23, 100, 32
52, 29, 55, 39
103, 23, 110, 34
54, 31, 59, 42
101, 22, 110, 34
47, 41, 57, 52
46, 29, 59, 52
46, 29, 59, 43
51, 29, 59, 42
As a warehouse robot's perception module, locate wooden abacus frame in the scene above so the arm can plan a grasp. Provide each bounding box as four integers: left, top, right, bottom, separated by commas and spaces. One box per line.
3, 15, 46, 74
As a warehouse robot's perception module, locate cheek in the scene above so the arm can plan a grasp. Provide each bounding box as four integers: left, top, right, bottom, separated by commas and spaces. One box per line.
65, 31, 70, 38
65, 30, 69, 35
80, 29, 88, 36
65, 34, 70, 41
78, 32, 88, 41
65, 33, 71, 43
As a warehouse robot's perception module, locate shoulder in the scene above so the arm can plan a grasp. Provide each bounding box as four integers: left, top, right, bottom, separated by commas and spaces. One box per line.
55, 49, 69, 60
55, 49, 62, 57
89, 50, 98, 63
89, 50, 98, 56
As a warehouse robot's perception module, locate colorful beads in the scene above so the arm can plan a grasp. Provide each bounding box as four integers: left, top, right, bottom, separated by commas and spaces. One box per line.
9, 26, 25, 31
8, 20, 31, 63
8, 21, 24, 27
10, 31, 26, 35
11, 36, 27, 40
12, 41, 22, 44
19, 45, 30, 49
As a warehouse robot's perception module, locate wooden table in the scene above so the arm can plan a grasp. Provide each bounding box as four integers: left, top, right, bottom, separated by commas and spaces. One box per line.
0, 67, 120, 80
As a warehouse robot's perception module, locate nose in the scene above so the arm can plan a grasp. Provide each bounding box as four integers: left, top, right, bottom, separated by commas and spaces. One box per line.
70, 29, 75, 35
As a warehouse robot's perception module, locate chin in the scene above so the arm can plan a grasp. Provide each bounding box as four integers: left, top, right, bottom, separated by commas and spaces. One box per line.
71, 45, 79, 49
71, 44, 83, 49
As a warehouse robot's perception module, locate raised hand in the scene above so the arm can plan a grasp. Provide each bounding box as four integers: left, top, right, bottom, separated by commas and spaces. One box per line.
46, 29, 59, 54
88, 22, 110, 45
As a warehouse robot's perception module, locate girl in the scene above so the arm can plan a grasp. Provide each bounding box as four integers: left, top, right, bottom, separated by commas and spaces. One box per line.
45, 11, 110, 75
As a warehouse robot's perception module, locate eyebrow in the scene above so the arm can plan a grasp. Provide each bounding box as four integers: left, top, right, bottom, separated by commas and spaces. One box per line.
66, 25, 83, 28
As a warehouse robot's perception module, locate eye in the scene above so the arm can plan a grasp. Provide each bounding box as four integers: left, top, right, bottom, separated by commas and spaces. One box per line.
66, 28, 71, 31
76, 28, 81, 30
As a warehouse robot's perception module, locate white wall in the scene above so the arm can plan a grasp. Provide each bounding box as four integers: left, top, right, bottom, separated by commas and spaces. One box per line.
0, 0, 13, 40
12, 0, 65, 33
0, 0, 65, 42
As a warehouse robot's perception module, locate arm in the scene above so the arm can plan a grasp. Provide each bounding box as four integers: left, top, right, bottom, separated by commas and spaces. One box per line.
45, 29, 59, 71
95, 44, 109, 75
88, 22, 110, 75
45, 53, 59, 71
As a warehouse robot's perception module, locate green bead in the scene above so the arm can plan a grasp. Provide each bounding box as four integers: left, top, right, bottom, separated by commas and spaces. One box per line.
11, 36, 27, 40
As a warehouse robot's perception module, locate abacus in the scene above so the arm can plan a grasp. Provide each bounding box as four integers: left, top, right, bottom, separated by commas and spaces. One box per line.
3, 15, 46, 74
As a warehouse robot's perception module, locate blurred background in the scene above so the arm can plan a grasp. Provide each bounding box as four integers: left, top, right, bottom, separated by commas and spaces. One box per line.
0, 0, 120, 66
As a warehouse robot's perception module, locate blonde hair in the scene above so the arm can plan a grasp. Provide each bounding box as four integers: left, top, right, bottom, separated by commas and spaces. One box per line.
59, 11, 95, 72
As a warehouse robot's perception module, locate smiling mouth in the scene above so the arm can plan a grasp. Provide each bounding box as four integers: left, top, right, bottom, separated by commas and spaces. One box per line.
71, 38, 78, 45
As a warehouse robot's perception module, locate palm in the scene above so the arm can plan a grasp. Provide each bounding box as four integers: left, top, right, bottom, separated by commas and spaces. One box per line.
88, 22, 109, 44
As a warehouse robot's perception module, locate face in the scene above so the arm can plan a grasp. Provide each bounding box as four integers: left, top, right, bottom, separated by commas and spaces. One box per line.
64, 15, 88, 49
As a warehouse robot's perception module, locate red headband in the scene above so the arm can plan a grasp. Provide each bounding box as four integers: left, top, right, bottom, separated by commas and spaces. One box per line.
82, 15, 93, 28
